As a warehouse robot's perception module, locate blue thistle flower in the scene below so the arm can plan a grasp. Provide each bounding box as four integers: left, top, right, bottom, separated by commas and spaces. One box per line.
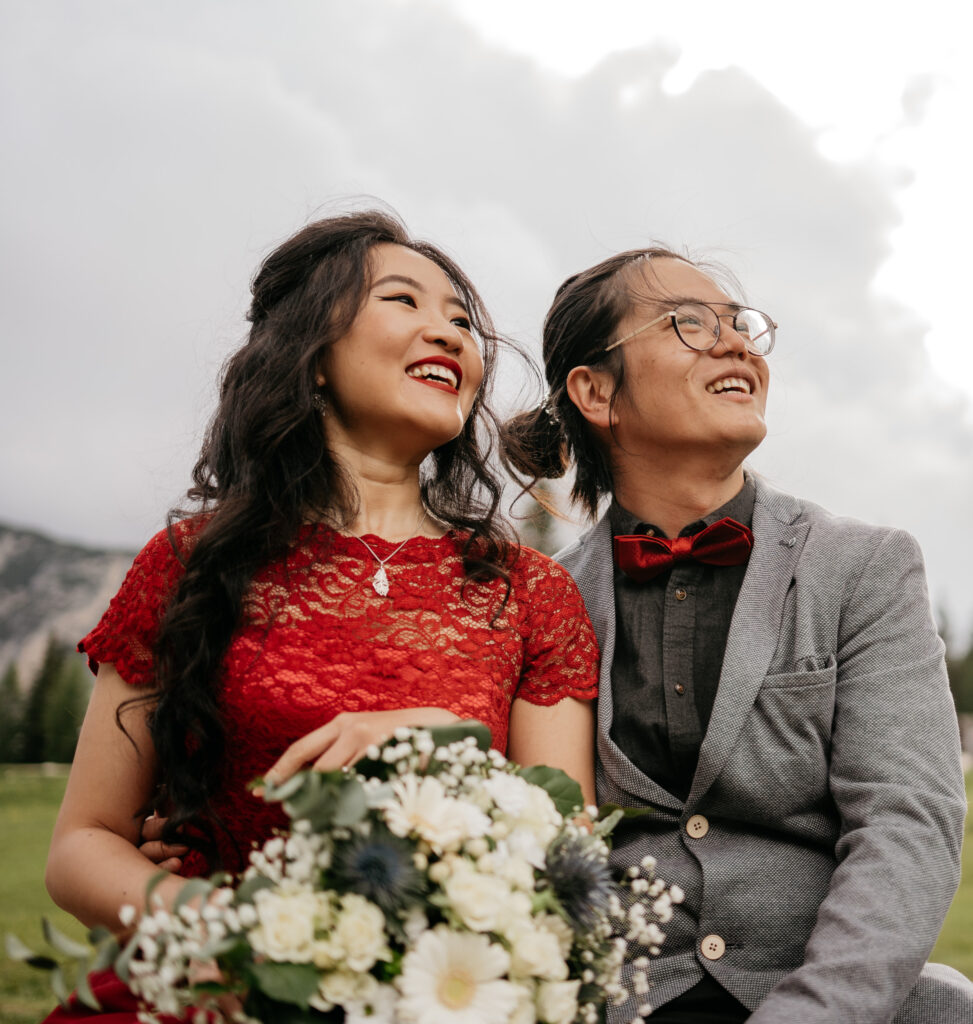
330, 825, 427, 917
545, 832, 614, 930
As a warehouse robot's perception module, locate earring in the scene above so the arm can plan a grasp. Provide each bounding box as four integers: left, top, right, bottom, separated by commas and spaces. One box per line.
312, 393, 328, 417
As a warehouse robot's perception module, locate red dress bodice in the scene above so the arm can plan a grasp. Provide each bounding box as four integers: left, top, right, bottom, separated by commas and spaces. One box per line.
79, 521, 599, 876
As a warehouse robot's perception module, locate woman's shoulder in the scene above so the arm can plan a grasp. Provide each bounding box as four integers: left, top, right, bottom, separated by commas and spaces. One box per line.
506, 543, 587, 600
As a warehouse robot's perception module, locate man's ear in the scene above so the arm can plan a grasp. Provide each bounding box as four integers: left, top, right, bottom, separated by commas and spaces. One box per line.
566, 365, 618, 430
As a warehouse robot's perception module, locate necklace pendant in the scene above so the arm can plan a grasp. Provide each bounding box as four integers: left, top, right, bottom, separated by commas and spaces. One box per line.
372, 565, 390, 597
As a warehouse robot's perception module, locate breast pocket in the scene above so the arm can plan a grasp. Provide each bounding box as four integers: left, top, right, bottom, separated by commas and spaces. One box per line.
733, 657, 838, 818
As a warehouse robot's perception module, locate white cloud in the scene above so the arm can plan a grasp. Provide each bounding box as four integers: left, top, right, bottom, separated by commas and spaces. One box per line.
1, 0, 970, 630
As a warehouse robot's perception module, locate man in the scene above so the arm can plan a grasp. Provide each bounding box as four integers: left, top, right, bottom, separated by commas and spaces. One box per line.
538, 248, 972, 1022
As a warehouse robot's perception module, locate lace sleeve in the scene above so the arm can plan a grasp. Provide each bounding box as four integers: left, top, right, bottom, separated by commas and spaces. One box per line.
513, 548, 599, 706
77, 525, 190, 687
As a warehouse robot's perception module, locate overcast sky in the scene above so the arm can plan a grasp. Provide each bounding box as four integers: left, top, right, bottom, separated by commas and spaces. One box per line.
3, 0, 972, 636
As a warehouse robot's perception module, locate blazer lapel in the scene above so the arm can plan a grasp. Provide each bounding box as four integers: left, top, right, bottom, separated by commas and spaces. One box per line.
686, 478, 809, 807
559, 515, 685, 813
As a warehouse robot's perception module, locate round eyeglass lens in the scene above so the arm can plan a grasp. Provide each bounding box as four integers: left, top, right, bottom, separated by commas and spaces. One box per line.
671, 303, 720, 350
733, 309, 775, 355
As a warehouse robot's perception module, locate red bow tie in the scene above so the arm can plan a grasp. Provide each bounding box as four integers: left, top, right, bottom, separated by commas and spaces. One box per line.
613, 517, 754, 582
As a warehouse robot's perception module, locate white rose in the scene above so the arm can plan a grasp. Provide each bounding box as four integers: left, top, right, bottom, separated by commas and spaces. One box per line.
509, 981, 538, 1024
508, 924, 568, 980
536, 913, 575, 958
345, 982, 398, 1024
333, 893, 391, 972
536, 979, 581, 1024
248, 887, 316, 962
443, 860, 517, 933
310, 970, 361, 1011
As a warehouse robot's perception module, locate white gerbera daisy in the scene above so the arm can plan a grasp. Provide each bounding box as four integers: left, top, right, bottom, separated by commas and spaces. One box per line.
398, 926, 519, 1024
384, 776, 491, 852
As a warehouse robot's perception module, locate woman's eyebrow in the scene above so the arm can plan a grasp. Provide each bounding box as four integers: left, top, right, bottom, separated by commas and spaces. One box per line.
373, 273, 469, 313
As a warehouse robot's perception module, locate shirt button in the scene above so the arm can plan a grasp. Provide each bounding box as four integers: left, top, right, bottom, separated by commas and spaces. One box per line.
674, 684, 686, 696
674, 588, 687, 601
686, 814, 709, 838
700, 934, 726, 960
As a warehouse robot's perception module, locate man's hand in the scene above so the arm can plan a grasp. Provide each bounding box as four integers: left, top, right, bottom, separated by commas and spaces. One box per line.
138, 812, 187, 872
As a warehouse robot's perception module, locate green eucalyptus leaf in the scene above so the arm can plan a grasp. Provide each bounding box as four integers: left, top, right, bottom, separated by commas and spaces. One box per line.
76, 960, 103, 1011
41, 919, 92, 959
332, 778, 368, 826
427, 720, 492, 753
249, 961, 320, 1007
5, 933, 58, 970
261, 771, 309, 804
89, 935, 121, 973
235, 873, 276, 904
592, 808, 624, 837
114, 932, 139, 984
173, 877, 213, 914
517, 765, 584, 817
51, 964, 71, 1007
144, 869, 171, 907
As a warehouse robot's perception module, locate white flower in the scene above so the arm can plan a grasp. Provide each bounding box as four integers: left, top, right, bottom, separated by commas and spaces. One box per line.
443, 860, 518, 934
535, 914, 574, 959
482, 775, 561, 867
536, 979, 581, 1024
384, 776, 491, 852
248, 885, 316, 962
118, 904, 137, 928
509, 981, 537, 1024
507, 924, 568, 981
398, 926, 519, 1024
346, 982, 399, 1024
333, 893, 391, 972
309, 969, 361, 1011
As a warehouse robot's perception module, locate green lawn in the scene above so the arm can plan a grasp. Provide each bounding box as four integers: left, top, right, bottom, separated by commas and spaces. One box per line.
1, 769, 971, 1023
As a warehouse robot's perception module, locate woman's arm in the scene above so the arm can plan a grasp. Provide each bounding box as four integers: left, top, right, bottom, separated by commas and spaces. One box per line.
507, 696, 596, 807
45, 664, 187, 930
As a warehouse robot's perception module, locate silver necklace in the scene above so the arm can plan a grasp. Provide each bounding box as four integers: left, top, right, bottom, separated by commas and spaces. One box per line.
350, 509, 428, 597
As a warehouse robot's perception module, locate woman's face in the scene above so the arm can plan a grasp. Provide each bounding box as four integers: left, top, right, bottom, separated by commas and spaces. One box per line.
319, 243, 485, 464
610, 257, 770, 462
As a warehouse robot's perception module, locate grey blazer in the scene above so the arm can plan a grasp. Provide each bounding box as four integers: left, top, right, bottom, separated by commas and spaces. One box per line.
557, 476, 972, 1023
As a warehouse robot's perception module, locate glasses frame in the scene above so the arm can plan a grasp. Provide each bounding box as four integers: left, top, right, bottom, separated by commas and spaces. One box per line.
605, 301, 777, 356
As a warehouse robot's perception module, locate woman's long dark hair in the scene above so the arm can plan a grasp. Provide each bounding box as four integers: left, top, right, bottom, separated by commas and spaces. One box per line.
500, 247, 692, 517
143, 210, 514, 865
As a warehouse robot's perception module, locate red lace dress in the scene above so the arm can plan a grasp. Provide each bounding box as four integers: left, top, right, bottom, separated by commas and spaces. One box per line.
44, 521, 598, 1022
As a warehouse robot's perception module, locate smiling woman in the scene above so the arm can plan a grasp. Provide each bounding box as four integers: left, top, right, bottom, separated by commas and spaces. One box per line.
39, 208, 599, 1023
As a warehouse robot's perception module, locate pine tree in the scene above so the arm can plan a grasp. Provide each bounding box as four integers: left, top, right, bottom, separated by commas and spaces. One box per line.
0, 661, 24, 762
20, 635, 90, 763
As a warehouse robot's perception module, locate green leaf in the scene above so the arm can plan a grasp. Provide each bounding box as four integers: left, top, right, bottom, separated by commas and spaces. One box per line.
235, 873, 277, 904
114, 932, 139, 984
332, 778, 368, 826
4, 932, 58, 970
592, 808, 624, 837
89, 935, 121, 973
595, 803, 655, 820
51, 964, 71, 1007
517, 765, 584, 817
173, 877, 214, 914
427, 720, 493, 753
42, 918, 93, 959
76, 960, 103, 1011
260, 771, 309, 803
249, 961, 320, 1007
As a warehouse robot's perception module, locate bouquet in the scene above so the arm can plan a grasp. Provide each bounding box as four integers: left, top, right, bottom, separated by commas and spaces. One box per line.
10, 723, 681, 1024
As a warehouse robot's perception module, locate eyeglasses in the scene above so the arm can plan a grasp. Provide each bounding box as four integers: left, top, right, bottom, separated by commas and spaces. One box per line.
605, 302, 777, 357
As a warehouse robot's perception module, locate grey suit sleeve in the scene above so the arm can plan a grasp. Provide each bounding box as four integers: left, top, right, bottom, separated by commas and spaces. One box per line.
748, 528, 967, 1022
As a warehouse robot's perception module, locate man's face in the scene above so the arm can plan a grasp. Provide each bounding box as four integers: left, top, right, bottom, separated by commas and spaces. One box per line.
609, 258, 770, 465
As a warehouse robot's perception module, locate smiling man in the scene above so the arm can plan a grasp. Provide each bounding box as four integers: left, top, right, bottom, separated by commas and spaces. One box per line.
505, 248, 973, 1023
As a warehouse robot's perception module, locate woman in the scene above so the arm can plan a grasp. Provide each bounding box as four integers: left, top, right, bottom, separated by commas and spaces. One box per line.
43, 210, 598, 1020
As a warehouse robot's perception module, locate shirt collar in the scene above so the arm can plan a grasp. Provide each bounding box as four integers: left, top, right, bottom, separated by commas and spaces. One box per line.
609, 470, 756, 539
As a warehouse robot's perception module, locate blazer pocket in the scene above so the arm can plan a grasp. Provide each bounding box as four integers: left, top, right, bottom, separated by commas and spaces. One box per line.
761, 656, 837, 690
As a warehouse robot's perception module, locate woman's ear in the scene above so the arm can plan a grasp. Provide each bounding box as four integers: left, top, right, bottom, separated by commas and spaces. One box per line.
566, 365, 618, 431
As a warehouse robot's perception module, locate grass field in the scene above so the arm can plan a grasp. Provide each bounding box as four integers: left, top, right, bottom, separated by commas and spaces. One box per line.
1, 768, 971, 1023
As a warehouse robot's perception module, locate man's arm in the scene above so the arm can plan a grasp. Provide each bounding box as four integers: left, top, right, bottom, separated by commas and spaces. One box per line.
748, 528, 967, 1022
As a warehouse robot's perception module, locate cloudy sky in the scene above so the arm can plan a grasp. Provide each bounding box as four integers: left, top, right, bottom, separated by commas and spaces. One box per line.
3, 0, 972, 636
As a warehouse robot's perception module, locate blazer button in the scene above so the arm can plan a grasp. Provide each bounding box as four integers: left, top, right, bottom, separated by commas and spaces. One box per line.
700, 934, 726, 960
686, 814, 709, 838
674, 588, 687, 601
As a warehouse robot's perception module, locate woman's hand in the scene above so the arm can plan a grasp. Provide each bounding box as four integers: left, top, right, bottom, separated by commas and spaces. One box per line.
138, 812, 187, 872
263, 707, 462, 785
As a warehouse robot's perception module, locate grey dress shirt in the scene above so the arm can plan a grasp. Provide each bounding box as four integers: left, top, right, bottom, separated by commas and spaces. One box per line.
608, 476, 755, 801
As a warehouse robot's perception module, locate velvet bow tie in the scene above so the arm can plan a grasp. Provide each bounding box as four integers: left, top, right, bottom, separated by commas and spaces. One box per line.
612, 517, 754, 582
